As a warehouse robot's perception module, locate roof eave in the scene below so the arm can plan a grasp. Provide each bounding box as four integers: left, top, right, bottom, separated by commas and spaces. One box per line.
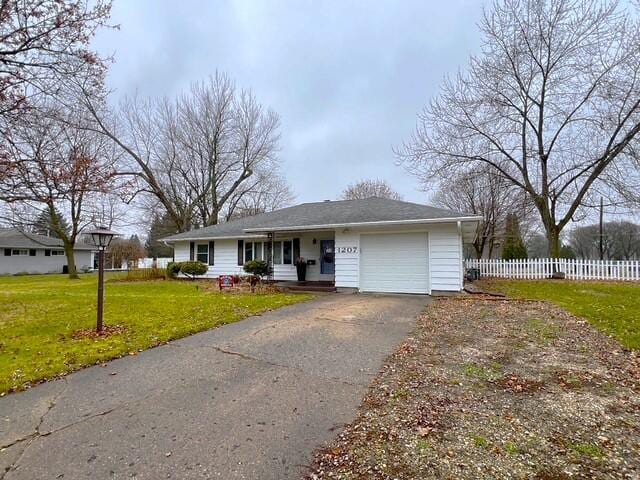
243, 216, 484, 233
160, 233, 270, 243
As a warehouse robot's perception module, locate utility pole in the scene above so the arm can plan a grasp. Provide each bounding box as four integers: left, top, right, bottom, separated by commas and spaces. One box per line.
599, 197, 604, 261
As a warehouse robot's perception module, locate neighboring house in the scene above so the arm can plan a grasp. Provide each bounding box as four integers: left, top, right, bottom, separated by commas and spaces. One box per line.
162, 197, 481, 294
0, 228, 94, 275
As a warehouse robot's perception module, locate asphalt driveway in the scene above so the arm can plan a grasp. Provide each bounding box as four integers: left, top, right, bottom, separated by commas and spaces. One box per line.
0, 293, 428, 479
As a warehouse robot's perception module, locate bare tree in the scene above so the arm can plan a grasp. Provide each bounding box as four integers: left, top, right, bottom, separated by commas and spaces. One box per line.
611, 221, 640, 260
432, 166, 532, 258
224, 172, 294, 221
107, 235, 145, 269
0, 0, 112, 136
0, 106, 118, 278
570, 221, 640, 259
83, 73, 283, 232
341, 178, 402, 201
397, 0, 640, 257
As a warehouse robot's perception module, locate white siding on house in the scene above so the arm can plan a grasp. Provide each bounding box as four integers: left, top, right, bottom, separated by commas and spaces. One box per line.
335, 223, 463, 293
0, 249, 93, 275
171, 222, 464, 292
173, 232, 336, 281
334, 230, 360, 288
174, 239, 244, 277
428, 224, 462, 291
173, 241, 191, 262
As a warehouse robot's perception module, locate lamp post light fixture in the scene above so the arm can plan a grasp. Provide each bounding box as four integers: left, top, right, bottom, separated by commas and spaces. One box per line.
87, 226, 120, 332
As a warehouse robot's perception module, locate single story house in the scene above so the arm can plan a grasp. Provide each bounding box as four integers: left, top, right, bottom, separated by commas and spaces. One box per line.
0, 227, 94, 275
162, 197, 481, 294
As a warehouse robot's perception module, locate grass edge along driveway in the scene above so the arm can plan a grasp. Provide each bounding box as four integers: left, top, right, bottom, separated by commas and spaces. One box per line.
0, 274, 312, 395
480, 279, 640, 350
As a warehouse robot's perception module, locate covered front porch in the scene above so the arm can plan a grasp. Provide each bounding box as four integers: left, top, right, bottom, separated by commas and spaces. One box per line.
263, 229, 336, 284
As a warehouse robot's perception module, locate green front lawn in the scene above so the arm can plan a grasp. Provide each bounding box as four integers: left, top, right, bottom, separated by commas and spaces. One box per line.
0, 274, 312, 395
482, 280, 640, 350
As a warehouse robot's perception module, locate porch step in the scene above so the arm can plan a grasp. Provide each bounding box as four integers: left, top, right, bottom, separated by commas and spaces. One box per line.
277, 281, 337, 293
285, 284, 337, 293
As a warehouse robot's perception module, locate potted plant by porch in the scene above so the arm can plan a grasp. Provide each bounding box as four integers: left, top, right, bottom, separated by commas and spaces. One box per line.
295, 257, 307, 282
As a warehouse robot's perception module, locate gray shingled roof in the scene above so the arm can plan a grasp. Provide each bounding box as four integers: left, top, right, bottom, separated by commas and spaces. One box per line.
162, 197, 480, 242
0, 228, 94, 250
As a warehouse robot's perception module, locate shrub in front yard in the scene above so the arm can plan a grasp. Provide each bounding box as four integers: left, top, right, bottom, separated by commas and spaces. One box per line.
166, 261, 181, 278
178, 261, 208, 278
243, 260, 271, 279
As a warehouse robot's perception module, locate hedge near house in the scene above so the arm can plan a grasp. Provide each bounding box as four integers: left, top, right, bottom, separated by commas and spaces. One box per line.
167, 261, 208, 279
243, 260, 271, 279
166, 262, 181, 278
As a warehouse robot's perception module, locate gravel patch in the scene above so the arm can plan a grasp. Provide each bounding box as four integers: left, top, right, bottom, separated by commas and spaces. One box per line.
305, 296, 640, 479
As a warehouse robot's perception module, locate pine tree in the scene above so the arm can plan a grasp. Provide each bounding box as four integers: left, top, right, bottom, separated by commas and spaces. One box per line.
502, 213, 528, 260
145, 212, 176, 258
32, 208, 70, 238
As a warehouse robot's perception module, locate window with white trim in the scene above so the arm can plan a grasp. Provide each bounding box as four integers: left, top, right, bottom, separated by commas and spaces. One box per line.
269, 240, 292, 265
196, 244, 208, 264
51, 250, 65, 256
243, 242, 268, 263
12, 249, 28, 256
273, 241, 282, 264
254, 242, 263, 261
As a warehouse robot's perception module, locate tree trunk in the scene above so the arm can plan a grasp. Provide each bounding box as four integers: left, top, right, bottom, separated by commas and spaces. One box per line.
63, 241, 79, 279
547, 228, 561, 259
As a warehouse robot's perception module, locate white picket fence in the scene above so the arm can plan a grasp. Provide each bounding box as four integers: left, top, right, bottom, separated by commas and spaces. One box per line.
465, 258, 640, 281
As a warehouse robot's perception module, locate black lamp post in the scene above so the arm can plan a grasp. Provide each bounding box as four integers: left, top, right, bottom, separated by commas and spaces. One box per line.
87, 227, 119, 332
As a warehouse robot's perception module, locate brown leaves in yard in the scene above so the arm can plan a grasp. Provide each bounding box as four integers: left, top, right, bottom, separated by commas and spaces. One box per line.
413, 396, 454, 436
71, 325, 126, 340
306, 296, 640, 480
496, 374, 545, 393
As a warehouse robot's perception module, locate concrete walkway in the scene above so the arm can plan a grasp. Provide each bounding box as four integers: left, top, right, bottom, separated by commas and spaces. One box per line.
0, 293, 428, 480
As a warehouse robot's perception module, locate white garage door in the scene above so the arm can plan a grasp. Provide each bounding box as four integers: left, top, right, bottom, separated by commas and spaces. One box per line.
360, 232, 429, 294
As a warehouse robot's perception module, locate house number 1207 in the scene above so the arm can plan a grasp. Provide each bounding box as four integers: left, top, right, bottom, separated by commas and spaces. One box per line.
336, 246, 358, 254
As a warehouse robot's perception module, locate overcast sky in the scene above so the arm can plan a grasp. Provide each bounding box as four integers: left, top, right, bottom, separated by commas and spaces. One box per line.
92, 0, 485, 204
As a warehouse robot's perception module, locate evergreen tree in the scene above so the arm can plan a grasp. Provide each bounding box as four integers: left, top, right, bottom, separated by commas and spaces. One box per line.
32, 208, 70, 238
502, 213, 528, 260
145, 212, 176, 258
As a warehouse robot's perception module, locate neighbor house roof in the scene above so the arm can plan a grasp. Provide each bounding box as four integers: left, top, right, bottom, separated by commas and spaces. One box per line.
161, 197, 482, 242
0, 227, 94, 250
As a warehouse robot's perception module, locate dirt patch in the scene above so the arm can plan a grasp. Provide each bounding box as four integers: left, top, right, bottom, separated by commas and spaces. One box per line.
306, 296, 640, 479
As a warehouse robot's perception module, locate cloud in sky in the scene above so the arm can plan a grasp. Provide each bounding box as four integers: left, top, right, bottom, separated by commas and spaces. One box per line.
92, 0, 485, 203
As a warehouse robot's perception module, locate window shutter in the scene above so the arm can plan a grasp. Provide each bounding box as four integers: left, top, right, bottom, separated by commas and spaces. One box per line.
189, 242, 195, 261
4, 248, 10, 256
293, 238, 300, 261
29, 249, 36, 257
44, 249, 51, 257
208, 241, 215, 266
237, 240, 244, 265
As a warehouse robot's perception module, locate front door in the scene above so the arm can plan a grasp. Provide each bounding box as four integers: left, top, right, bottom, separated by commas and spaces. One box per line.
320, 240, 335, 275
